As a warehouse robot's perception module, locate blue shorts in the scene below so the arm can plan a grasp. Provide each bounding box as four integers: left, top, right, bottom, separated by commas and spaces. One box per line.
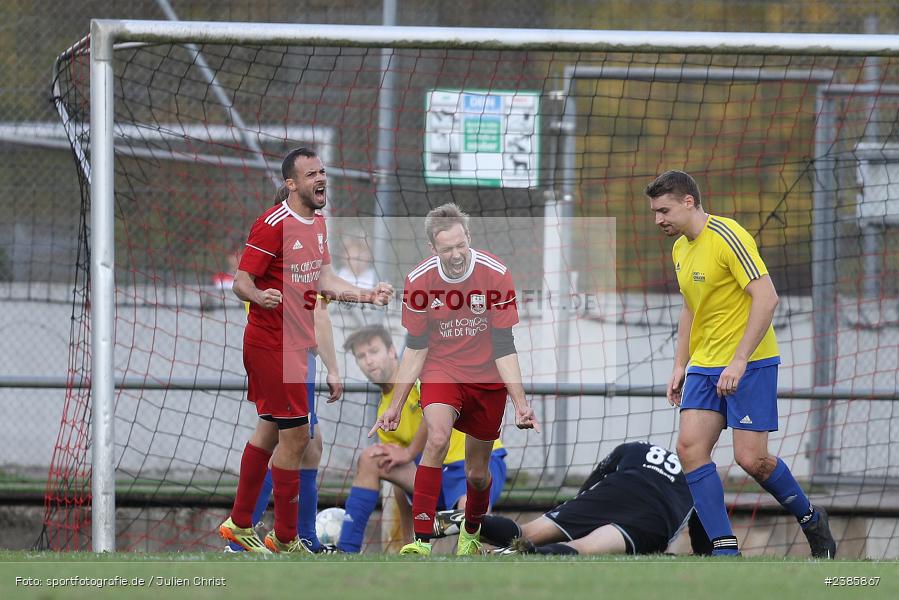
439, 449, 508, 510
681, 360, 779, 432
306, 351, 319, 436
409, 449, 508, 509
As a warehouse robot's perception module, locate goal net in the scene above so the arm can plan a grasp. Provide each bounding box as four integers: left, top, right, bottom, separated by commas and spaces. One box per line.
45, 24, 899, 557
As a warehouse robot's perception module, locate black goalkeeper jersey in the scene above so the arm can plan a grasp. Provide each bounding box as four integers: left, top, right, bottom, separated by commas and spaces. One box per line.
571, 441, 695, 544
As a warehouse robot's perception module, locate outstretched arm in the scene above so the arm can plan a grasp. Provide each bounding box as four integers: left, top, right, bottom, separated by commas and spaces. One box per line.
319, 264, 393, 305
578, 444, 625, 494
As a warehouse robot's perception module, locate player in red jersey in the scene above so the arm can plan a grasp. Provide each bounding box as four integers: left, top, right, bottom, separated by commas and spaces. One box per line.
370, 203, 539, 556
220, 147, 393, 553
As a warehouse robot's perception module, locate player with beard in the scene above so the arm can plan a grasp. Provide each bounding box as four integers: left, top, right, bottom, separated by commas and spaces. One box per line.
219, 147, 393, 553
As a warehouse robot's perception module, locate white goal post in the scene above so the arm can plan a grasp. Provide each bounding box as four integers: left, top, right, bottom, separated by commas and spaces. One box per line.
86, 19, 899, 552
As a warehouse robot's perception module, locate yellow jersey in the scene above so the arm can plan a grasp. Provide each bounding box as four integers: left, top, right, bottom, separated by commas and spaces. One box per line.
377, 382, 503, 464
671, 215, 779, 369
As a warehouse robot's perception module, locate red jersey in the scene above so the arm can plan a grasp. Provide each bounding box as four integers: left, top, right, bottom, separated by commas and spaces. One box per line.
239, 201, 331, 351
401, 249, 518, 385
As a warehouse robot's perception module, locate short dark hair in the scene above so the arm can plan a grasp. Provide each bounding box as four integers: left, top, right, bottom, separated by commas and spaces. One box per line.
281, 147, 318, 180
424, 202, 470, 245
644, 170, 702, 206
273, 185, 289, 205
343, 325, 394, 354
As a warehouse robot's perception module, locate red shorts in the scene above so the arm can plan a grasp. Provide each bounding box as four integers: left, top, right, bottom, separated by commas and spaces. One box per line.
243, 345, 309, 419
419, 382, 507, 441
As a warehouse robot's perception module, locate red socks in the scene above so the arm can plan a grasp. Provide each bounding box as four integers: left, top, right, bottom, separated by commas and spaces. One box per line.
411, 465, 443, 540
271, 466, 300, 543
464, 477, 491, 534
231, 443, 272, 528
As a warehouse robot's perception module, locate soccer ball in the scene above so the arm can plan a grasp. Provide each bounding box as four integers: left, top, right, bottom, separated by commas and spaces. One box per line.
315, 507, 347, 545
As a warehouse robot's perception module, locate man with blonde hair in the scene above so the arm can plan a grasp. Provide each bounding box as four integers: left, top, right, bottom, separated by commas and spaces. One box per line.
371, 203, 538, 556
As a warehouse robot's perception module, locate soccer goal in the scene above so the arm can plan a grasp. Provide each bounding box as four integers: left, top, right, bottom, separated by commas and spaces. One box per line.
47, 20, 899, 556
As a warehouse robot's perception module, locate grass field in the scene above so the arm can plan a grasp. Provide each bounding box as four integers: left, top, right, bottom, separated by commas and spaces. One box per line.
1, 551, 897, 600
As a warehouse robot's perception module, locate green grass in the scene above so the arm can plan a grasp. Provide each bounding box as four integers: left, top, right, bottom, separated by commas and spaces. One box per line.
1, 551, 897, 600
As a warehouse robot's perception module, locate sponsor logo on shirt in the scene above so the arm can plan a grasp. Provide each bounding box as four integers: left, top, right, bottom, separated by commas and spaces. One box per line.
289, 258, 323, 283
438, 316, 488, 339
692, 271, 706, 283
642, 463, 676, 482
469, 293, 486, 314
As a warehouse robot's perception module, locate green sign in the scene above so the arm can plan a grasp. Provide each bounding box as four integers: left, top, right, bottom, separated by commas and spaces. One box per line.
424, 89, 540, 188
463, 117, 502, 152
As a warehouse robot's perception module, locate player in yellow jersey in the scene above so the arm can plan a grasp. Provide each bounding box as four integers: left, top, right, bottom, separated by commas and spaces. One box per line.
647, 170, 835, 558
335, 324, 507, 553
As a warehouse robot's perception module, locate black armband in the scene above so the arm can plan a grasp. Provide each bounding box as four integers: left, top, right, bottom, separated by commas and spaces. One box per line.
491, 327, 516, 359
405, 332, 429, 350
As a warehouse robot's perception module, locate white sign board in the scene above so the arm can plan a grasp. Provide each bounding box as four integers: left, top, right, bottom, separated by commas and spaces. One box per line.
856, 142, 899, 225
424, 89, 540, 188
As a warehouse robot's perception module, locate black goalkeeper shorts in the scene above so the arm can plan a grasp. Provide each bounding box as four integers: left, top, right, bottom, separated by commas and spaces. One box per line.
543, 484, 671, 554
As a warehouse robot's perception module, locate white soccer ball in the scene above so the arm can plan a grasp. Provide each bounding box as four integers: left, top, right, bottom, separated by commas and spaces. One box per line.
315, 507, 347, 545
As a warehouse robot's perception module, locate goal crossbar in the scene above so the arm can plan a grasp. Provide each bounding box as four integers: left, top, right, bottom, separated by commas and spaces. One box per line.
91, 20, 899, 56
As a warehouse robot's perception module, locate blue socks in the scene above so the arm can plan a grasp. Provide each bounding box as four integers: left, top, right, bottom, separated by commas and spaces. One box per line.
337, 486, 379, 553
760, 457, 817, 528
298, 469, 321, 550
229, 469, 273, 551
686, 462, 739, 556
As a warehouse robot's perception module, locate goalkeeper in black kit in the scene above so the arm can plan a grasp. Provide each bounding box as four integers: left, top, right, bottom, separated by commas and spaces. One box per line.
436, 441, 711, 555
